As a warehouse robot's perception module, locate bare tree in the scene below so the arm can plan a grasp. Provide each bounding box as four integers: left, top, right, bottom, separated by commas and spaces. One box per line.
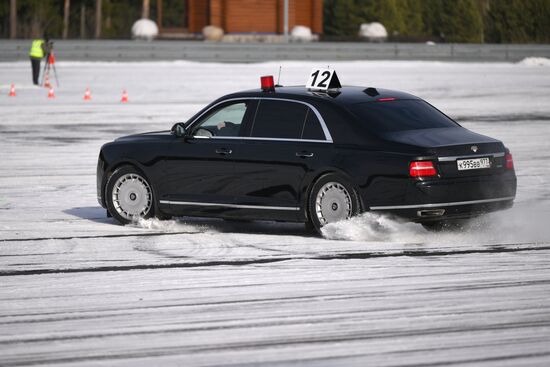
10, 0, 16, 39
81, 2, 86, 39
95, 0, 102, 38
142, 0, 150, 19
63, 0, 71, 39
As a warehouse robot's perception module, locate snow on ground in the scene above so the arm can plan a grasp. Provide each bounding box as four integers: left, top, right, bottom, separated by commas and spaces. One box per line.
518, 57, 550, 67
1, 60, 550, 366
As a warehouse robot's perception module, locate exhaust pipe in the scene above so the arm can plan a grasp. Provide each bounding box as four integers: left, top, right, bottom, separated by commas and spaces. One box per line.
417, 209, 445, 217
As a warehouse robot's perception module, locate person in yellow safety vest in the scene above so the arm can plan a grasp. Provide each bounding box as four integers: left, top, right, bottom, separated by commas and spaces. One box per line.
29, 36, 51, 85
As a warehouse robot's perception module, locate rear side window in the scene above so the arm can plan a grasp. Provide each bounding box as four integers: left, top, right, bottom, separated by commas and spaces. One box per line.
301, 109, 325, 140
251, 100, 308, 139
251, 100, 327, 141
349, 100, 458, 132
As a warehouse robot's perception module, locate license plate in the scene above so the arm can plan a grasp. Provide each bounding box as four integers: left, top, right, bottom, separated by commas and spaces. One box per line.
457, 157, 491, 171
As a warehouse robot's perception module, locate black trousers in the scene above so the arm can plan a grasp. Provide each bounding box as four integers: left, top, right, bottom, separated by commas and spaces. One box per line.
30, 57, 41, 85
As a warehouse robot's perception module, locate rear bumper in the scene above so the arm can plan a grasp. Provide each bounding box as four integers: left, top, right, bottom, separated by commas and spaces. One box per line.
368, 172, 516, 222
371, 197, 514, 222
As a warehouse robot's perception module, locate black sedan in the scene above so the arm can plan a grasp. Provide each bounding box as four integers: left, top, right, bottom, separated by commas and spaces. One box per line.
97, 84, 516, 233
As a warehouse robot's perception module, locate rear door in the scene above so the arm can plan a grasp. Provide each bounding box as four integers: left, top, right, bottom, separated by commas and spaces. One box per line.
230, 99, 333, 219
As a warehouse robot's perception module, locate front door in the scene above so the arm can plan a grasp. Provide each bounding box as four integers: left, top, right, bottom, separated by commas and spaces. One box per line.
160, 100, 255, 216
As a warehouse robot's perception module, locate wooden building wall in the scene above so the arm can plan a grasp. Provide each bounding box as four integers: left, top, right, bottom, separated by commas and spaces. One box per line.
188, 1, 209, 34
186, 0, 323, 34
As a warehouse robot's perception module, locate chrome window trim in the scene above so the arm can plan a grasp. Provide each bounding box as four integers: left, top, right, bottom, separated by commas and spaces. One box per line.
369, 196, 514, 210
188, 136, 331, 144
187, 97, 333, 143
438, 152, 505, 162
160, 200, 300, 211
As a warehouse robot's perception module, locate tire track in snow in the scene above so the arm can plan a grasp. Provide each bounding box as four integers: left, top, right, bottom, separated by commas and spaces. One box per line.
0, 231, 202, 243
2, 318, 550, 346
1, 243, 549, 277
2, 322, 550, 365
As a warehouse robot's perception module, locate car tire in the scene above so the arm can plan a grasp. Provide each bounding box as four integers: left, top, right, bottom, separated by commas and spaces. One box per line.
307, 173, 361, 236
105, 166, 156, 225
154, 211, 173, 221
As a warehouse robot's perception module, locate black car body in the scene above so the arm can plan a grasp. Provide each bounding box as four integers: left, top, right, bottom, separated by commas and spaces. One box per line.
97, 85, 516, 232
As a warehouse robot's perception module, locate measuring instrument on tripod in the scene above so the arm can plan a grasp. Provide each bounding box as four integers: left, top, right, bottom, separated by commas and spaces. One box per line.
41, 43, 59, 88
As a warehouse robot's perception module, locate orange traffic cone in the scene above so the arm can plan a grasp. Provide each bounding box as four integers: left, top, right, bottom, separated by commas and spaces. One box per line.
83, 87, 92, 101
121, 89, 128, 103
44, 74, 52, 88
47, 87, 55, 99
8, 84, 16, 97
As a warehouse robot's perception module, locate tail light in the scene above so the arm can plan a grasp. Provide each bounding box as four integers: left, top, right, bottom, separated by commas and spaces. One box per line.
505, 153, 514, 170
410, 161, 438, 178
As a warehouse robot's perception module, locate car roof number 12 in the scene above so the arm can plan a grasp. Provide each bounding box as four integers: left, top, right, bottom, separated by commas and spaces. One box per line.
306, 68, 341, 92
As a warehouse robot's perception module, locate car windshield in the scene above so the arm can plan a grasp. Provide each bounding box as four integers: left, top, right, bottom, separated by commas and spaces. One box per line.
349, 99, 458, 132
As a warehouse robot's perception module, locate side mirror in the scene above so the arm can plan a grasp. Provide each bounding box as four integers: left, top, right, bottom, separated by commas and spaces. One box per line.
171, 122, 187, 137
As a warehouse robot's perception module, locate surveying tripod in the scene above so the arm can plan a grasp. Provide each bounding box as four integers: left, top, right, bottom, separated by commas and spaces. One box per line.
41, 51, 59, 88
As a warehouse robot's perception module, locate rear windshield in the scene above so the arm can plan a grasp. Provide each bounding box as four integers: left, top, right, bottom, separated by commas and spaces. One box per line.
349, 100, 458, 132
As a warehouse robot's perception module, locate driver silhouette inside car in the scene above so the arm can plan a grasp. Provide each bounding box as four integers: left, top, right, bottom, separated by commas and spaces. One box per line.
216, 121, 240, 136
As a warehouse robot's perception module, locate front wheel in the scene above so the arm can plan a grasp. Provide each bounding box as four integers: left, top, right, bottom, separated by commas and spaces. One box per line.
307, 174, 360, 235
106, 166, 155, 225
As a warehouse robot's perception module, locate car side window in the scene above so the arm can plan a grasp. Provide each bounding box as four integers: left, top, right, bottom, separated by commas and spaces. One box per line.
251, 100, 308, 139
301, 108, 325, 140
192, 102, 248, 138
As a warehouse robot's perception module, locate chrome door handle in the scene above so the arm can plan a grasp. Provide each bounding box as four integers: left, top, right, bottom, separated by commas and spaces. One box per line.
296, 151, 314, 158
215, 148, 232, 155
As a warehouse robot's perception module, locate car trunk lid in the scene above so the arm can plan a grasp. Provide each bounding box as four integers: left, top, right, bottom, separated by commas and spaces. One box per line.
381, 127, 507, 178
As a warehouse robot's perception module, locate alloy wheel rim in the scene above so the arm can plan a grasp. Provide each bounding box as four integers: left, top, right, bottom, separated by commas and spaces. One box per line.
315, 182, 352, 226
111, 173, 152, 220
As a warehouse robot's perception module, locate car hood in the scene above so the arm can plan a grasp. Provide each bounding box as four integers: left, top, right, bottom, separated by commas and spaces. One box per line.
114, 130, 171, 142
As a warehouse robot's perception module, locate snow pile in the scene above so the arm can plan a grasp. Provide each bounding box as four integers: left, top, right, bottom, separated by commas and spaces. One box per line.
203, 25, 224, 41
291, 26, 313, 42
518, 57, 550, 66
131, 19, 159, 41
358, 22, 388, 42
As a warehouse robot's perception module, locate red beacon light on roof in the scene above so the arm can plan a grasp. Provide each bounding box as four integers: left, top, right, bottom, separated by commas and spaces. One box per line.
260, 75, 275, 92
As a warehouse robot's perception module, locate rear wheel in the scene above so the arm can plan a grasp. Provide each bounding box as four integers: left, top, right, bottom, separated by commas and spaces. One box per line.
307, 174, 360, 235
106, 166, 155, 225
